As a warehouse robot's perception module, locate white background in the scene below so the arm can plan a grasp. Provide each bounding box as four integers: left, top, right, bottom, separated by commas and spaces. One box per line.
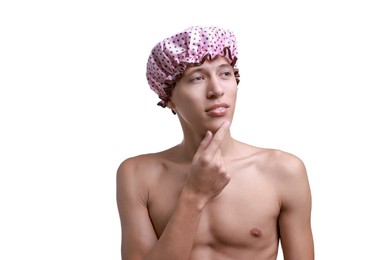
1, 0, 389, 259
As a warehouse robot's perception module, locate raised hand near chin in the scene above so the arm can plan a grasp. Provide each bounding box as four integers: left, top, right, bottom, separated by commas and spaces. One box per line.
185, 121, 231, 206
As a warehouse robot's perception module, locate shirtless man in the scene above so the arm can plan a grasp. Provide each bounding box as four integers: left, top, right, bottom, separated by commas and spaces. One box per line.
116, 26, 314, 260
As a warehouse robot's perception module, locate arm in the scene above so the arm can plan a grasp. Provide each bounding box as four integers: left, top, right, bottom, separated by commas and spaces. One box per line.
117, 122, 231, 260
116, 160, 157, 259
117, 162, 205, 260
278, 154, 314, 260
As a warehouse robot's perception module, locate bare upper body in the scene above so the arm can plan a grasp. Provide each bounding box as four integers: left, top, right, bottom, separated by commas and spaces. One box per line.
117, 56, 314, 259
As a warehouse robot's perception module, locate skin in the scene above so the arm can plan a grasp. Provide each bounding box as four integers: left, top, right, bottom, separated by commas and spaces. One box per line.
117, 57, 314, 260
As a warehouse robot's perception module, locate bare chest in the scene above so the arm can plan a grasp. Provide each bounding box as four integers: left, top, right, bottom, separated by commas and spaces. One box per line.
148, 165, 281, 249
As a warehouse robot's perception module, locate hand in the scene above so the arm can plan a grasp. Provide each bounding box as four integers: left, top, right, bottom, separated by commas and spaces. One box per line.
185, 121, 231, 205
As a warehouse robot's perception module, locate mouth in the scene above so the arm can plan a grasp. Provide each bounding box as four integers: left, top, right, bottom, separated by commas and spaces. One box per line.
205, 103, 230, 117
205, 103, 230, 112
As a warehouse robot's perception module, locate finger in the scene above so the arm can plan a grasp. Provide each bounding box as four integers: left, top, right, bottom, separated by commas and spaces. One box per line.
205, 121, 230, 155
193, 130, 213, 160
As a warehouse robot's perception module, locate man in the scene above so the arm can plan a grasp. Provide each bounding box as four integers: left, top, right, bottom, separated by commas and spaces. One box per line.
117, 26, 314, 260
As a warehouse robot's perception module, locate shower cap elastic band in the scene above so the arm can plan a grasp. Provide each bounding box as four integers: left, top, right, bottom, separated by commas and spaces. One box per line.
146, 26, 240, 107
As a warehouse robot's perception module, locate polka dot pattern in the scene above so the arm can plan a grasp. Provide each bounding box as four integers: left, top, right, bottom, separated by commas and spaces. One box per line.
146, 26, 239, 105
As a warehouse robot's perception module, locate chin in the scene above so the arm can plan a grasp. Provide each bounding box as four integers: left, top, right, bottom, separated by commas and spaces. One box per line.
206, 118, 231, 133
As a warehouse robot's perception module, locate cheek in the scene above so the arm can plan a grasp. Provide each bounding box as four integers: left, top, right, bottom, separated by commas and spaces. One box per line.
171, 87, 202, 107
175, 98, 200, 115
226, 85, 238, 99
172, 95, 206, 123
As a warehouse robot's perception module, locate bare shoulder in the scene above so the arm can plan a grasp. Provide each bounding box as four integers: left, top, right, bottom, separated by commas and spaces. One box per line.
267, 148, 306, 177
121, 144, 179, 168
246, 145, 307, 179
251, 147, 312, 206
117, 150, 174, 190
235, 143, 309, 192
117, 153, 160, 175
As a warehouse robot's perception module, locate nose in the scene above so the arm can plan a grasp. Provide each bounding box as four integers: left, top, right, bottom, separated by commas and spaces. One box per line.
206, 77, 224, 99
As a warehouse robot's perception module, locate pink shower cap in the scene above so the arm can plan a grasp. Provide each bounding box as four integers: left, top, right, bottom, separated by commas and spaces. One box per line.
146, 26, 240, 107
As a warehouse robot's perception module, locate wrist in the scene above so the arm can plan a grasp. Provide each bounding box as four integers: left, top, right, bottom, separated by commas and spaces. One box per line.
180, 186, 208, 211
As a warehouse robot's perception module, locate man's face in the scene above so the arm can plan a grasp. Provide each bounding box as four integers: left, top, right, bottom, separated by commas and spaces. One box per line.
169, 56, 238, 134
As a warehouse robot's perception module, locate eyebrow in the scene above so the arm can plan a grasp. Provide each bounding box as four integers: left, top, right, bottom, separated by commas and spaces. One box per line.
218, 63, 234, 70
184, 63, 233, 75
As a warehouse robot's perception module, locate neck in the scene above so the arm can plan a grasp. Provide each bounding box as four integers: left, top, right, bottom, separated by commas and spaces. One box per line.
176, 124, 235, 163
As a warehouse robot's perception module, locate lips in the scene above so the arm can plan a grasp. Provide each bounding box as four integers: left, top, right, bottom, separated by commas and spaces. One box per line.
205, 103, 229, 112
205, 103, 229, 117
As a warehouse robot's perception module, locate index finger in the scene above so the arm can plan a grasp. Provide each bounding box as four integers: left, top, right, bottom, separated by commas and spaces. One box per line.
205, 121, 230, 155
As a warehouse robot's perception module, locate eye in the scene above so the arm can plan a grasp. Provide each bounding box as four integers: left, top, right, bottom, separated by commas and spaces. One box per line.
221, 71, 233, 78
190, 75, 204, 82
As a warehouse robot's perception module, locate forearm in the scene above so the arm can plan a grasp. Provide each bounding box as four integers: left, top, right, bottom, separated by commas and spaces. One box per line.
144, 187, 205, 260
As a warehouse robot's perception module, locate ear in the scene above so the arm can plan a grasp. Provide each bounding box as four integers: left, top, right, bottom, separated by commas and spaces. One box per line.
166, 100, 176, 110
164, 100, 176, 115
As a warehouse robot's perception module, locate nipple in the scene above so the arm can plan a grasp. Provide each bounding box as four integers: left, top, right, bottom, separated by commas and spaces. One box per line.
250, 228, 262, 238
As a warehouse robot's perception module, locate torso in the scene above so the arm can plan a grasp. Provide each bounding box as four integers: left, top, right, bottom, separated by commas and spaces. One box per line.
140, 143, 284, 259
